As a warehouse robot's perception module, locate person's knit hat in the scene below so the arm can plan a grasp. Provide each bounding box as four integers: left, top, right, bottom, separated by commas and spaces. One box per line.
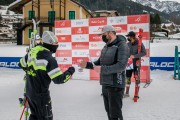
100, 25, 116, 34
42, 31, 58, 44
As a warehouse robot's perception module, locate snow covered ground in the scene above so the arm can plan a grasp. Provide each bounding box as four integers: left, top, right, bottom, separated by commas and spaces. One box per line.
0, 68, 180, 120
1, 40, 180, 119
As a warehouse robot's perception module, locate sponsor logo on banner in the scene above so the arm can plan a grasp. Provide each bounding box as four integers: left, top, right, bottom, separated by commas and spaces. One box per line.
89, 42, 105, 50
72, 27, 89, 34
150, 57, 177, 71
72, 50, 89, 57
150, 62, 174, 67
72, 34, 89, 42
72, 42, 89, 49
128, 23, 149, 32
56, 57, 72, 64
58, 43, 72, 50
89, 17, 107, 26
0, 62, 19, 68
113, 25, 127, 33
89, 26, 104, 34
89, 34, 102, 42
56, 50, 72, 57
107, 16, 127, 25
55, 28, 71, 35
57, 35, 71, 42
55, 20, 71, 28
127, 15, 149, 24
71, 19, 88, 27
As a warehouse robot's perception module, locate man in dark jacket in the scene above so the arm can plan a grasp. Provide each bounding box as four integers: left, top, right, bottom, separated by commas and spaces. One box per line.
79, 25, 129, 120
19, 31, 75, 120
124, 31, 146, 97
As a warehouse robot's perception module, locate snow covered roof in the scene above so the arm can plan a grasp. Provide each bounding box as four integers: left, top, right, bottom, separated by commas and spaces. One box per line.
8, 0, 93, 17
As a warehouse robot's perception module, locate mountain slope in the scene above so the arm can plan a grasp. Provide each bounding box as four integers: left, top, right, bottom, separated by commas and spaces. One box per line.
135, 0, 180, 14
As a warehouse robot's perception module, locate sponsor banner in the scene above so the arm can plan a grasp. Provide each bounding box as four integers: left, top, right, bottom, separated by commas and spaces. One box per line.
89, 26, 104, 34
72, 50, 89, 57
0, 57, 20, 69
56, 57, 72, 64
72, 27, 89, 34
56, 50, 72, 57
72, 42, 89, 49
55, 28, 71, 35
54, 14, 150, 81
72, 34, 89, 42
57, 35, 71, 42
58, 42, 72, 50
127, 15, 149, 24
89, 17, 107, 26
107, 16, 127, 25
89, 42, 105, 50
127, 23, 149, 32
89, 34, 102, 42
55, 20, 71, 28
150, 57, 176, 71
71, 19, 89, 27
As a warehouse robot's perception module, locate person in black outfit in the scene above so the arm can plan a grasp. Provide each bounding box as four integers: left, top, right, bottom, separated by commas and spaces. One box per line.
19, 31, 75, 120
124, 31, 146, 97
79, 25, 129, 120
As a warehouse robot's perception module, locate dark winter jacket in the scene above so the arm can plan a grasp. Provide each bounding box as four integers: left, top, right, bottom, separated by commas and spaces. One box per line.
86, 36, 130, 88
19, 45, 72, 97
127, 39, 146, 66
127, 39, 146, 58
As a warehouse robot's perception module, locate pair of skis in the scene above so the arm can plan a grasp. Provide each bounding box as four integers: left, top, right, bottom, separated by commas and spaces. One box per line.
19, 19, 40, 120
133, 28, 143, 102
125, 28, 143, 102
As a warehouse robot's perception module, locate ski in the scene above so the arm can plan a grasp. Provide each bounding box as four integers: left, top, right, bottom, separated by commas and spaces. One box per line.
19, 18, 40, 119
133, 28, 143, 102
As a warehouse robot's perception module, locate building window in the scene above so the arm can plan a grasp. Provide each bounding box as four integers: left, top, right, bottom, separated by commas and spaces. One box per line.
48, 11, 56, 23
28, 11, 35, 20
69, 11, 75, 20
96, 13, 100, 17
28, 29, 33, 38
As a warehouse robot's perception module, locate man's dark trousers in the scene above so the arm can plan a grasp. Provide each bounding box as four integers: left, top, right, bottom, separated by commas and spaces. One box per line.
102, 86, 124, 120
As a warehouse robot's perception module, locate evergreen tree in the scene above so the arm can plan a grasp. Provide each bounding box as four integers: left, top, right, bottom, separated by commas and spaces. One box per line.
154, 13, 161, 25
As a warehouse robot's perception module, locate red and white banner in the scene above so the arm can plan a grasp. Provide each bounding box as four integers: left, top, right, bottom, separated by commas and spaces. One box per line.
55, 14, 150, 83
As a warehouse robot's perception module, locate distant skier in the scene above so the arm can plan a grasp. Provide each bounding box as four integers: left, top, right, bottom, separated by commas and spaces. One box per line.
19, 31, 75, 120
124, 31, 146, 97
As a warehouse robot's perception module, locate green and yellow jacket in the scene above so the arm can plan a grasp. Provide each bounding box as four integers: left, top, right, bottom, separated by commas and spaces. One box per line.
19, 45, 71, 97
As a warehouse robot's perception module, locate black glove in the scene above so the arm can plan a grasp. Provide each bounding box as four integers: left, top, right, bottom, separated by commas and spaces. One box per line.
67, 67, 75, 75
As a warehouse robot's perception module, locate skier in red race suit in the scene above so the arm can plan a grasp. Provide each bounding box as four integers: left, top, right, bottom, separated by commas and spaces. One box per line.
124, 31, 146, 98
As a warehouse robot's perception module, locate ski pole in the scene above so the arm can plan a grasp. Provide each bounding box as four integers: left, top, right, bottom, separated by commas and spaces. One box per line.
20, 99, 28, 120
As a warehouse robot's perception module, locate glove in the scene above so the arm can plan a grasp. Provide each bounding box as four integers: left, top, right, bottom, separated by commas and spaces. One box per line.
67, 67, 75, 75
